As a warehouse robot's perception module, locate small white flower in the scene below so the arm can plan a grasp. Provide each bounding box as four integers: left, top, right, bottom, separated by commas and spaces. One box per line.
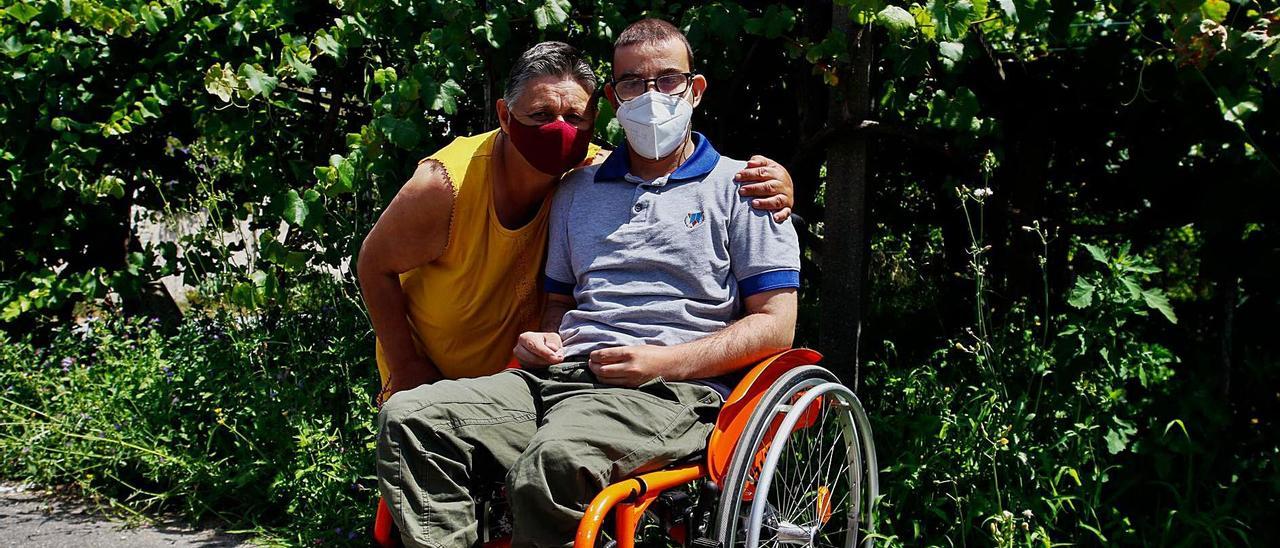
973, 187, 994, 198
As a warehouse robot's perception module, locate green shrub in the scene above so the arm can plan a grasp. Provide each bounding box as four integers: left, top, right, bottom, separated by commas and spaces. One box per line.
0, 281, 379, 545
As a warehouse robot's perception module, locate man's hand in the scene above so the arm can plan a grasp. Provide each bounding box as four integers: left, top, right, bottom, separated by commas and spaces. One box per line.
588, 345, 677, 387
734, 155, 795, 222
515, 331, 565, 367
380, 357, 442, 405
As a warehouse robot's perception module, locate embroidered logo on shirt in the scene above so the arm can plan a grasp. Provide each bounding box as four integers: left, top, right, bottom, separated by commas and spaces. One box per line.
684, 211, 705, 228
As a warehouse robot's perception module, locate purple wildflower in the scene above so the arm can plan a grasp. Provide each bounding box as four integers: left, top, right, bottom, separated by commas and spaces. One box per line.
60, 357, 75, 369
347, 531, 358, 540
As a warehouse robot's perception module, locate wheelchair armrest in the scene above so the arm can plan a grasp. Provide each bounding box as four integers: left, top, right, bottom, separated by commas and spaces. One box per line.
704, 348, 823, 484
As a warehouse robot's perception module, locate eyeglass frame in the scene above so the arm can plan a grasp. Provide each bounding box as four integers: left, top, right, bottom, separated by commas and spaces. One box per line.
608, 72, 696, 102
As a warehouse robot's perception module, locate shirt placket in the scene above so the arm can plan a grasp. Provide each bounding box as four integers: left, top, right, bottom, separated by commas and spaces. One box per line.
629, 179, 664, 224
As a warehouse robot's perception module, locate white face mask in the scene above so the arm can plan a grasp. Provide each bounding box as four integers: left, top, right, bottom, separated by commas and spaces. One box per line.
615, 90, 694, 160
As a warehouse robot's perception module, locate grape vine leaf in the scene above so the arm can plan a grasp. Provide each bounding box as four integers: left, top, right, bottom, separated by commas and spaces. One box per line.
374, 116, 422, 150
939, 41, 965, 70
533, 0, 571, 30
875, 6, 916, 35
429, 79, 465, 115
238, 63, 279, 98
932, 0, 975, 40
282, 189, 309, 226
995, 0, 1017, 22
204, 64, 237, 103
314, 30, 345, 60
6, 2, 40, 24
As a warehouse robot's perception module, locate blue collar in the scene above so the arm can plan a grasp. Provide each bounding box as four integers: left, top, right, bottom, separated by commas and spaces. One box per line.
594, 132, 721, 183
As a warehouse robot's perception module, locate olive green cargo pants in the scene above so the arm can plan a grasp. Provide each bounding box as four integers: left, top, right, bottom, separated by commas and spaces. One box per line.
376, 361, 721, 548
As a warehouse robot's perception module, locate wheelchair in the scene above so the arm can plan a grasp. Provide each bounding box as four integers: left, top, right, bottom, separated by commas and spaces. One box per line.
373, 349, 879, 548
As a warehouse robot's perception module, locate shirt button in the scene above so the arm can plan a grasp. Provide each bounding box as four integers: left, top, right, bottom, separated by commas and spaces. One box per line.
634, 203, 645, 212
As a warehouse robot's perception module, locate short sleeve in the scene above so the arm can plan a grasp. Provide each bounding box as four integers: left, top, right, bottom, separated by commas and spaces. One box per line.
728, 188, 801, 297
544, 180, 576, 295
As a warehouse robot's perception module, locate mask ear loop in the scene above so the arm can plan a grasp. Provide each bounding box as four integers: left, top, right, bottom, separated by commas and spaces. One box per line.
657, 86, 696, 164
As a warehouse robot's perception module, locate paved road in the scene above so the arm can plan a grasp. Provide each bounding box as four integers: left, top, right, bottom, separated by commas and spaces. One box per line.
0, 483, 248, 547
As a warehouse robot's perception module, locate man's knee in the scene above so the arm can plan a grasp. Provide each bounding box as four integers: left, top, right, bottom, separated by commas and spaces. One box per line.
376, 386, 453, 466
507, 437, 605, 507
378, 390, 424, 432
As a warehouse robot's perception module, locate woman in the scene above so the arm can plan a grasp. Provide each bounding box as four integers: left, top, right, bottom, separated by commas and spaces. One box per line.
357, 42, 797, 400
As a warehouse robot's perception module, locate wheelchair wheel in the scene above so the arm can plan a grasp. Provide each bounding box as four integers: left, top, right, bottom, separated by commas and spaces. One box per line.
713, 367, 878, 548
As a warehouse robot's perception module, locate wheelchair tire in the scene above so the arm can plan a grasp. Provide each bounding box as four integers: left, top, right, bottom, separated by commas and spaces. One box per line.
712, 367, 878, 548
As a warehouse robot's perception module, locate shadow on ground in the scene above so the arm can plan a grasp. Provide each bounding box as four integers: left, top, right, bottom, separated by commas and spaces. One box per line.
1, 483, 247, 548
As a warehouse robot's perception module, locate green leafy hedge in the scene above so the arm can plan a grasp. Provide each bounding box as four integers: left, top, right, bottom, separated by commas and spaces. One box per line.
1, 281, 378, 545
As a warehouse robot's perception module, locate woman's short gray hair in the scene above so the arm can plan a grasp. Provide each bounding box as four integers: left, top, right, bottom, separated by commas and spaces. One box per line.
503, 41, 597, 105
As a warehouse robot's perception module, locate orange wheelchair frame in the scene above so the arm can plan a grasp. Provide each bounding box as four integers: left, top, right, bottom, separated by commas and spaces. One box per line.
373, 348, 826, 548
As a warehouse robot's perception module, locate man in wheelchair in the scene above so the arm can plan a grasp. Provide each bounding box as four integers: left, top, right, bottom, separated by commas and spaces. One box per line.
377, 18, 800, 548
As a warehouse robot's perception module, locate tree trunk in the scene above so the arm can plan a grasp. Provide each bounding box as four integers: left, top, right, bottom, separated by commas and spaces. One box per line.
819, 9, 873, 389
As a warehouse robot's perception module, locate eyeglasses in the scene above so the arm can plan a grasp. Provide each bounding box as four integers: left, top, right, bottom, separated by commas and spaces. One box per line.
611, 73, 694, 102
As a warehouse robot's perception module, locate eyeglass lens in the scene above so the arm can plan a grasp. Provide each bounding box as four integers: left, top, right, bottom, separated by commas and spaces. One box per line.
617, 74, 689, 100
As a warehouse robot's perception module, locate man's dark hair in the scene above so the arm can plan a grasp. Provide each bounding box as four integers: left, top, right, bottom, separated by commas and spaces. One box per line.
613, 18, 694, 72
504, 41, 597, 105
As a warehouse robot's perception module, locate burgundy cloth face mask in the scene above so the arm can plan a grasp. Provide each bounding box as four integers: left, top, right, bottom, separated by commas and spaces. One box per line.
504, 116, 592, 175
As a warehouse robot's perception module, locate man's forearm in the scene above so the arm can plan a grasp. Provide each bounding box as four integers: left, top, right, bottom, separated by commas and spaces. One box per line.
539, 294, 575, 333
662, 310, 794, 381
359, 270, 437, 378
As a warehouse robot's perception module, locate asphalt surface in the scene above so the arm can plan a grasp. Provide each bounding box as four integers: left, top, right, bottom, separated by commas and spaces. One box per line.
0, 483, 248, 547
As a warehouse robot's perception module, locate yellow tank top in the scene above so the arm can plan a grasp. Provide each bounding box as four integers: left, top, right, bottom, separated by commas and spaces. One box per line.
376, 130, 600, 383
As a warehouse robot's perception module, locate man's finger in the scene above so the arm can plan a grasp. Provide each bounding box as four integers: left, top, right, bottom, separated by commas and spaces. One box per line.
772, 207, 793, 223
589, 361, 625, 381
734, 166, 775, 182
737, 181, 780, 197
543, 333, 562, 351
744, 154, 777, 168
589, 347, 628, 364
523, 336, 559, 360
514, 344, 537, 364
524, 336, 551, 356
751, 195, 789, 211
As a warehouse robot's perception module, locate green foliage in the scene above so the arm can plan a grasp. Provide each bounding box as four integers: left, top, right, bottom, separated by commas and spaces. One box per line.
2, 0, 1278, 545
0, 282, 378, 545
861, 191, 1231, 544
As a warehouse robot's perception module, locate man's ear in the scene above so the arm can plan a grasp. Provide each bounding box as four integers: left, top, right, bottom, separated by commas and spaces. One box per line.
496, 98, 511, 134
603, 83, 620, 110
689, 74, 707, 108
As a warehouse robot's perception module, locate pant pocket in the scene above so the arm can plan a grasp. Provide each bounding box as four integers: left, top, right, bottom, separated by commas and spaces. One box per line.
635, 376, 681, 402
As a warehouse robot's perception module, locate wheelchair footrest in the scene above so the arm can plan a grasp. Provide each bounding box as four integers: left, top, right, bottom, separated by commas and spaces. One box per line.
690, 538, 722, 548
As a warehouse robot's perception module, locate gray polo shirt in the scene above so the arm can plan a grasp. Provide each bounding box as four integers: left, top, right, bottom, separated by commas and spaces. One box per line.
544, 132, 800, 373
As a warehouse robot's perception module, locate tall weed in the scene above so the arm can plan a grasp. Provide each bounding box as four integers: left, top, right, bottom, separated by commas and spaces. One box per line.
0, 282, 379, 545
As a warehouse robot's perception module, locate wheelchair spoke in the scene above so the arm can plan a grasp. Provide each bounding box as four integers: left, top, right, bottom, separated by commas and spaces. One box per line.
715, 369, 877, 548
761, 395, 860, 547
